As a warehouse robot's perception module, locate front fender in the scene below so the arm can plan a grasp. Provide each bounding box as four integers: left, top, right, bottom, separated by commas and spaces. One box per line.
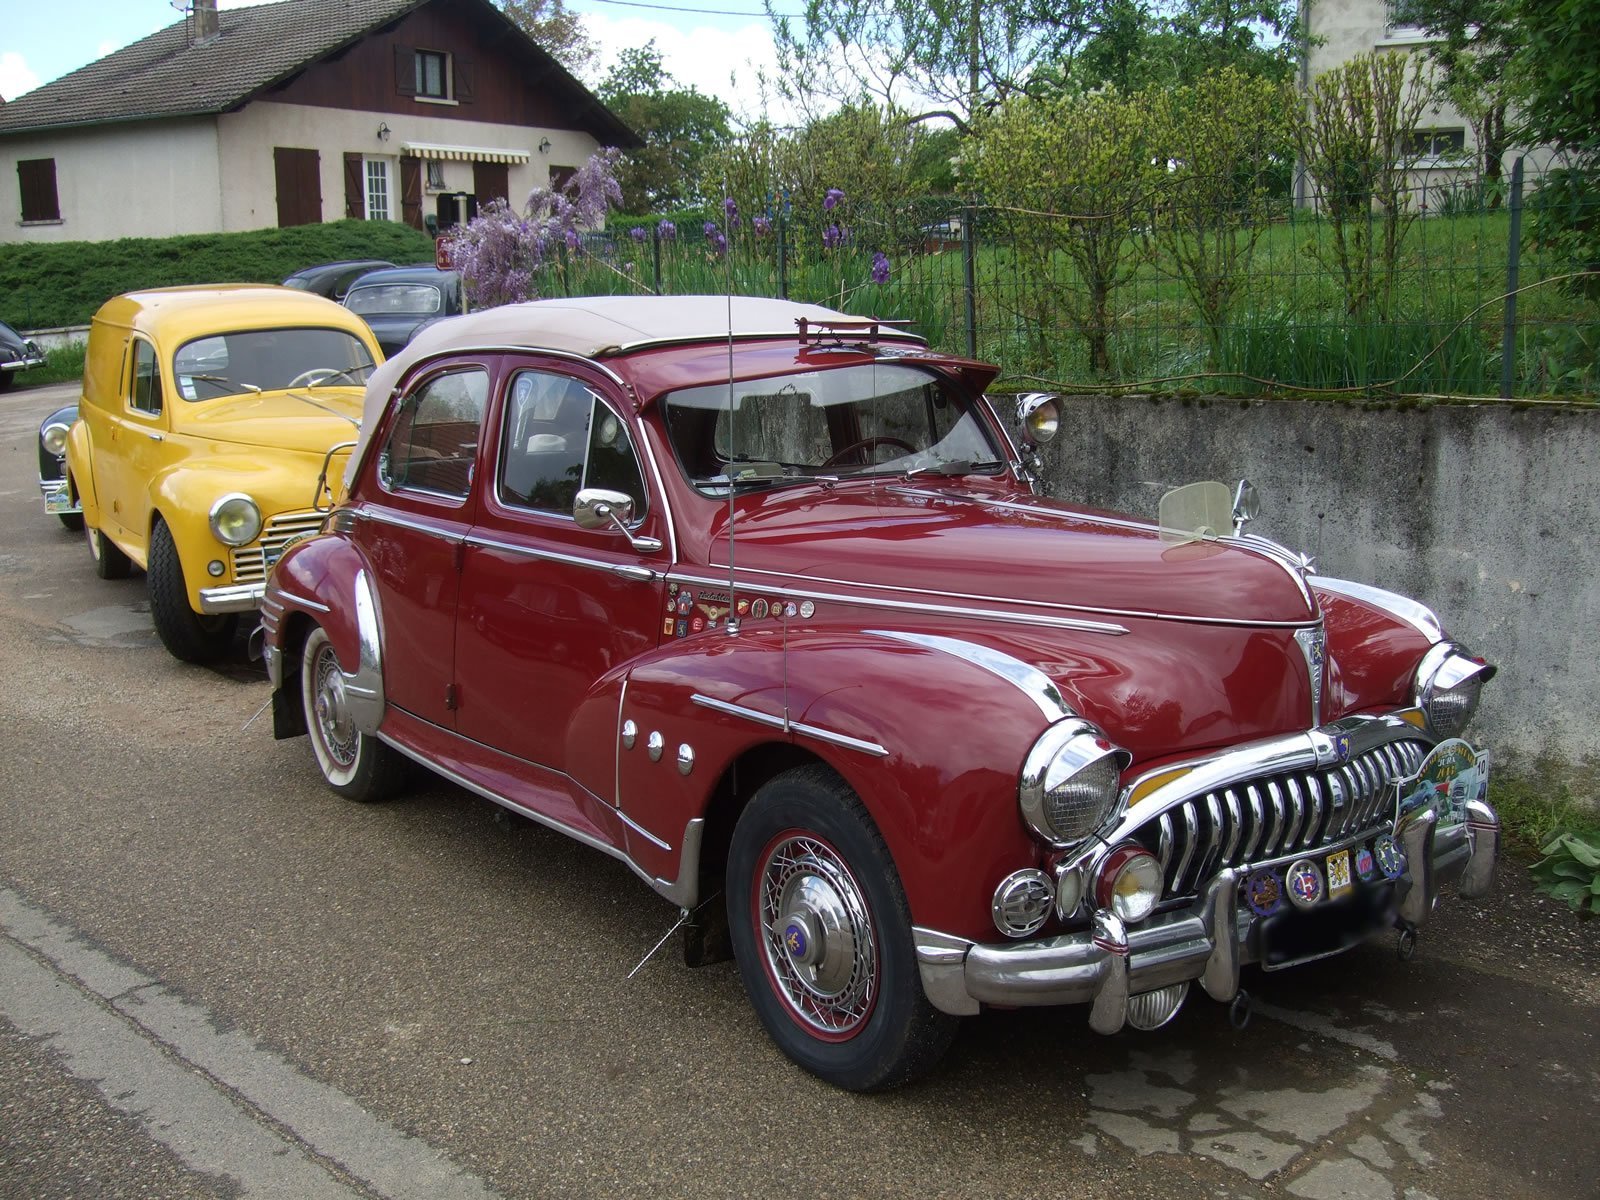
63, 418, 100, 526
582, 626, 1060, 942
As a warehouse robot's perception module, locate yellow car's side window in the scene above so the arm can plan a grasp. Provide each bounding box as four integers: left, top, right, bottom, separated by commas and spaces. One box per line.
129, 338, 162, 416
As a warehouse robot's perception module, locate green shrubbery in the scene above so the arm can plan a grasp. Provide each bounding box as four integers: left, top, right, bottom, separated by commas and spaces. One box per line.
0, 220, 436, 330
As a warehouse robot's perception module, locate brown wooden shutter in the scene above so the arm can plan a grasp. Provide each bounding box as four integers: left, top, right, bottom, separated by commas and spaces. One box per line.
394, 45, 417, 97
400, 158, 423, 230
344, 153, 365, 219
17, 158, 59, 221
273, 147, 322, 227
472, 161, 508, 206
454, 58, 474, 103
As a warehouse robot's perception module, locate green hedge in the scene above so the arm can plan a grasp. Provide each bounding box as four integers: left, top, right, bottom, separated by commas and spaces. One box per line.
0, 220, 438, 331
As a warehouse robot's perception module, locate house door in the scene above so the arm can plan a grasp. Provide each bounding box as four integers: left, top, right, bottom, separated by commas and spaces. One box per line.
273, 147, 321, 227
472, 161, 508, 206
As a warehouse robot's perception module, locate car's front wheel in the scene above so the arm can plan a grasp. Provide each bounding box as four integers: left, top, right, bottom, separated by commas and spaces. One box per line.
300, 625, 407, 802
147, 518, 234, 663
726, 764, 958, 1091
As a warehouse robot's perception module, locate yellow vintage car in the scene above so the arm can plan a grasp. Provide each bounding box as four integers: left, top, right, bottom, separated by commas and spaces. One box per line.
65, 285, 383, 663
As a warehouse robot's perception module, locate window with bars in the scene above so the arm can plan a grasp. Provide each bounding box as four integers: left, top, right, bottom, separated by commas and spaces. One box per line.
366, 159, 391, 221
426, 159, 447, 190
17, 158, 60, 222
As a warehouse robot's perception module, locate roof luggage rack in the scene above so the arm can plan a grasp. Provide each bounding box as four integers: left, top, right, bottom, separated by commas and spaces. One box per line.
795, 316, 912, 348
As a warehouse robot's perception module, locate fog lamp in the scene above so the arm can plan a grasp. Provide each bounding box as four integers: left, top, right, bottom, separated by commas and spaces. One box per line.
209, 493, 262, 547
1127, 982, 1189, 1031
207, 560, 225, 577
1095, 845, 1163, 925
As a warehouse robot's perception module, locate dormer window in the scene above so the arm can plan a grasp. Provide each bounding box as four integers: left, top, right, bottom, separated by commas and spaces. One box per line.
416, 50, 449, 99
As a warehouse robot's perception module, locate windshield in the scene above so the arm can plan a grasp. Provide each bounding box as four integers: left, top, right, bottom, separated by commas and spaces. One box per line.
662, 362, 1003, 493
345, 283, 441, 317
173, 328, 376, 400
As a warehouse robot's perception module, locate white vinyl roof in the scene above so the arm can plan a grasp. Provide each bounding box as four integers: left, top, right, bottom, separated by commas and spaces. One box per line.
349, 295, 912, 484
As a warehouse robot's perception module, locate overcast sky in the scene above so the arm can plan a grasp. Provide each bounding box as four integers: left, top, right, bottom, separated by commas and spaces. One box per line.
0, 0, 790, 122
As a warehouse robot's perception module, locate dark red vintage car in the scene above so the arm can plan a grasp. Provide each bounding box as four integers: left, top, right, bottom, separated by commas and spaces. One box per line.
261, 296, 1499, 1090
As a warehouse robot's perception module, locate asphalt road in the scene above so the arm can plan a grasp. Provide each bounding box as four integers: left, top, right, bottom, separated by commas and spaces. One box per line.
2, 379, 1597, 1200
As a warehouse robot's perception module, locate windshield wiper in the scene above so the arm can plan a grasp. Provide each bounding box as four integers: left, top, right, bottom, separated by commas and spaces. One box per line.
901, 459, 1005, 479
188, 373, 260, 395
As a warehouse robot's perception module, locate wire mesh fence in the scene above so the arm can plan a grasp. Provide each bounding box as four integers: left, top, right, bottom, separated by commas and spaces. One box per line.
540, 170, 1599, 400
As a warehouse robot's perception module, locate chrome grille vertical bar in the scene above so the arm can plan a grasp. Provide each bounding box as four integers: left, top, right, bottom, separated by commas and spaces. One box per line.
1222, 788, 1244, 864
1173, 802, 1199, 894
1265, 780, 1287, 856
1205, 794, 1224, 870
1301, 774, 1326, 847
1241, 785, 1266, 863
1157, 812, 1174, 876
1282, 776, 1306, 848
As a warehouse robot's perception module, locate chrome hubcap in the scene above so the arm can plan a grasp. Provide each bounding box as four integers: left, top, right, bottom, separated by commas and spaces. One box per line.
312, 650, 358, 768
758, 835, 877, 1037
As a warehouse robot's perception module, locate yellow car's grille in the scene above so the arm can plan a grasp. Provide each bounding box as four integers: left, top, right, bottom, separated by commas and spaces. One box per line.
230, 512, 326, 583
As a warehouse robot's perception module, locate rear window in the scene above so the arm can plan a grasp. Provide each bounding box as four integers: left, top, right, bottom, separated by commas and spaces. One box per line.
345, 284, 442, 317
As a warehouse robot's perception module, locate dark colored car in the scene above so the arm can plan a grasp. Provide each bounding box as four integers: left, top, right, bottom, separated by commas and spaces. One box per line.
1, 319, 45, 392
342, 266, 464, 356
282, 260, 397, 303
39, 403, 83, 530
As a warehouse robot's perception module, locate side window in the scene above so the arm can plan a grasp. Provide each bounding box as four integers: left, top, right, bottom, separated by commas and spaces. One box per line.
497, 370, 645, 518
129, 339, 162, 415
379, 367, 488, 499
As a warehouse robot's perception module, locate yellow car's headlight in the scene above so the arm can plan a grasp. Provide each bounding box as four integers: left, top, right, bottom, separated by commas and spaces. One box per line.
209, 493, 262, 547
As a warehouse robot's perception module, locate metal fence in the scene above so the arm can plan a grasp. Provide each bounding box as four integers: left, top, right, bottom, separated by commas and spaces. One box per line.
546, 165, 1599, 400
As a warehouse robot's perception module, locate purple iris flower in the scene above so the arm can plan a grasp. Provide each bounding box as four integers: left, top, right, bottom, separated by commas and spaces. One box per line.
753, 215, 772, 237
704, 220, 719, 239
723, 197, 740, 228
822, 223, 844, 250
871, 251, 890, 285
564, 228, 582, 252
629, 226, 647, 242
658, 220, 677, 241
823, 188, 844, 211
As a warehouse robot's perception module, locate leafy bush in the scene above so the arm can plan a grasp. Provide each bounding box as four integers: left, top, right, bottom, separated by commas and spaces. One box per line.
0, 220, 437, 330
1531, 833, 1600, 915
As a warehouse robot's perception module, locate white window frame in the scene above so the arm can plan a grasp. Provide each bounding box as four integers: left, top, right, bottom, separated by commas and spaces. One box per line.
365, 158, 392, 221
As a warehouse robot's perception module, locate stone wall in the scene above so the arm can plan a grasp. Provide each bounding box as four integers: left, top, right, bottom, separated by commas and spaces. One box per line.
1024, 394, 1598, 797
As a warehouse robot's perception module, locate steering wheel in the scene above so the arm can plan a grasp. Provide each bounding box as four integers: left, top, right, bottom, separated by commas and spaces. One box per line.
821, 435, 916, 468
287, 367, 348, 389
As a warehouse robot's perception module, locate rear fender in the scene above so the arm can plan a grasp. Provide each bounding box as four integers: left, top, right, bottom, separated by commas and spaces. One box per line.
64, 419, 101, 526
578, 627, 1059, 941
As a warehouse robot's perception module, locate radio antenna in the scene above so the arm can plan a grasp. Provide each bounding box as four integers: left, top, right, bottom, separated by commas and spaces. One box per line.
723, 249, 739, 637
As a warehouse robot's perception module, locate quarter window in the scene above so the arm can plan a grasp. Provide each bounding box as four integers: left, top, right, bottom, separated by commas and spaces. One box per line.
380, 368, 488, 499
415, 50, 449, 99
129, 339, 162, 415
497, 370, 646, 518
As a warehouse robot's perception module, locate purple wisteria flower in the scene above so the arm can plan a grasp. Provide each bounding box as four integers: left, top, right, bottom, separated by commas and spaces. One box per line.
823, 188, 844, 211
822, 222, 844, 250
871, 251, 890, 285
658, 219, 677, 241
753, 215, 771, 237
629, 226, 647, 242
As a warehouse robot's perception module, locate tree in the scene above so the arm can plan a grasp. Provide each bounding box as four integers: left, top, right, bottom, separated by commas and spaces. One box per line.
497, 0, 596, 75
1062, 0, 1299, 93
598, 43, 731, 212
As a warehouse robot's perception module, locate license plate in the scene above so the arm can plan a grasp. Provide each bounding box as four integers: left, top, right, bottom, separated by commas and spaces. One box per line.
44, 496, 77, 514
1325, 849, 1354, 899
1260, 880, 1395, 970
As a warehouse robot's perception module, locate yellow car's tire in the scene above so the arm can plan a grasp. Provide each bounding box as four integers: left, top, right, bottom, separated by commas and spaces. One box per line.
147, 518, 234, 664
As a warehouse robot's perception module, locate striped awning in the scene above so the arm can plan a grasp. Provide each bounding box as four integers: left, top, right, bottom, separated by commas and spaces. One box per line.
401, 142, 530, 164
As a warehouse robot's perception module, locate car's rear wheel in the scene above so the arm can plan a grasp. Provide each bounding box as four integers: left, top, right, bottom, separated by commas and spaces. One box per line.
726, 764, 958, 1091
57, 512, 84, 533
148, 518, 234, 663
85, 517, 131, 580
301, 625, 407, 802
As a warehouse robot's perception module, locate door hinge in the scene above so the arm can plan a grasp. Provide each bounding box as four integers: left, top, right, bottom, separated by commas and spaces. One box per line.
445, 683, 459, 711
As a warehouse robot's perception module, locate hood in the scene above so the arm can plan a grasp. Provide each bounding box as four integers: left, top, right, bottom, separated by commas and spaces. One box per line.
711, 484, 1318, 626
178, 389, 364, 455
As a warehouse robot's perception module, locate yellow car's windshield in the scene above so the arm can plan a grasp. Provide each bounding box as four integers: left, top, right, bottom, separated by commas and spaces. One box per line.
173, 327, 376, 400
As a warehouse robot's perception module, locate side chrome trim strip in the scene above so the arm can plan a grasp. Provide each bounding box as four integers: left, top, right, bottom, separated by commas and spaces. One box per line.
464, 531, 643, 578
343, 570, 386, 735
1310, 576, 1445, 643
868, 629, 1074, 720
690, 693, 889, 758
355, 505, 467, 540
670, 572, 1130, 635
274, 590, 329, 613
613, 676, 629, 811
635, 426, 680, 563
617, 805, 673, 851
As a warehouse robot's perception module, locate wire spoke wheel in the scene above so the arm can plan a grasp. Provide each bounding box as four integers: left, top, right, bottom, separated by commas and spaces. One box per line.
756, 833, 879, 1040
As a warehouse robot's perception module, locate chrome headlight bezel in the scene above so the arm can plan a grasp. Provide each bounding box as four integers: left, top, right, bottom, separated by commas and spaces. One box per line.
1414, 642, 1496, 740
40, 421, 71, 457
1019, 719, 1131, 848
1015, 392, 1061, 447
209, 492, 263, 547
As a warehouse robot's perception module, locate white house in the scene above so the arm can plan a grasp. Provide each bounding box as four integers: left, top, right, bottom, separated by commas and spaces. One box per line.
0, 0, 638, 243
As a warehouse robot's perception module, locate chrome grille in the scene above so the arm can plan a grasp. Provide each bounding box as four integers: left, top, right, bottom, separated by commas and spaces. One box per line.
1140, 739, 1428, 898
229, 511, 325, 584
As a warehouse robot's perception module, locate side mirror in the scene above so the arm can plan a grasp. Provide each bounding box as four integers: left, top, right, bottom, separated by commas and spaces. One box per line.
574, 488, 663, 555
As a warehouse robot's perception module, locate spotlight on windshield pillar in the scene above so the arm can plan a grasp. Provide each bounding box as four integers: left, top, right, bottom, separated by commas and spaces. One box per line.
1017, 392, 1061, 448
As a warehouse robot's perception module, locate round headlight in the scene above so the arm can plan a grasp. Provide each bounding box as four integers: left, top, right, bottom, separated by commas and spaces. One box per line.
41, 422, 70, 456
1019, 720, 1130, 846
209, 493, 262, 547
1415, 644, 1496, 740
1016, 392, 1061, 447
1095, 845, 1163, 924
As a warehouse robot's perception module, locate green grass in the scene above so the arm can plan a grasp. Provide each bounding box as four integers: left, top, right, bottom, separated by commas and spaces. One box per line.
25, 343, 87, 386
0, 220, 437, 330
1490, 774, 1600, 857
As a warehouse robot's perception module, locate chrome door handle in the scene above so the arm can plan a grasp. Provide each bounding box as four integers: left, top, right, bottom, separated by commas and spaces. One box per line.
612, 565, 656, 582
145, 431, 163, 442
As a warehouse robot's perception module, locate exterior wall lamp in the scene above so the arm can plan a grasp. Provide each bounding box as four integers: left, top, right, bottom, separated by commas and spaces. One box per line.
377, 122, 392, 142
538, 138, 552, 154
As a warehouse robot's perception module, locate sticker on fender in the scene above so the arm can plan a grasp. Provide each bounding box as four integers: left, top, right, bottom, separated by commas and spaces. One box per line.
1325, 849, 1354, 899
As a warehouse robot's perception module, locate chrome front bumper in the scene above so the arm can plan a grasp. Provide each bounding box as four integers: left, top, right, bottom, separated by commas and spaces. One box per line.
39, 476, 80, 515
914, 799, 1500, 1028
198, 583, 266, 614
